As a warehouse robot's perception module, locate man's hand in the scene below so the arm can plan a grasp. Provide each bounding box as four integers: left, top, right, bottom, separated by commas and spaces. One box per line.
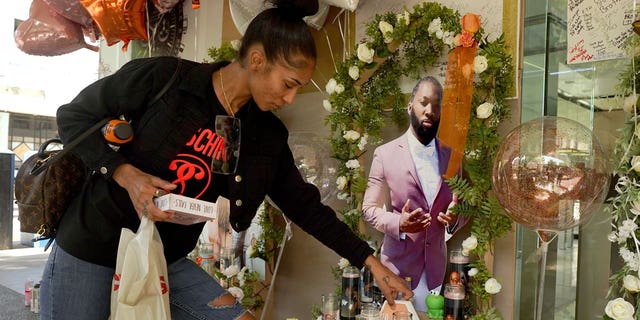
364, 255, 413, 306
437, 194, 458, 227
399, 199, 430, 233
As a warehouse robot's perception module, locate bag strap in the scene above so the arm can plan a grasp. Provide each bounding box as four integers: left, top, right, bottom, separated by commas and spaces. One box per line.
31, 58, 183, 176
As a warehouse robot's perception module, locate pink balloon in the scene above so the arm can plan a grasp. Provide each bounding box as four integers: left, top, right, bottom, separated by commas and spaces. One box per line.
15, 0, 98, 56
42, 0, 94, 26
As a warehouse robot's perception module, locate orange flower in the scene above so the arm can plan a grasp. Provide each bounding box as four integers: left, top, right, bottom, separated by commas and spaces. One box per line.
460, 31, 475, 47
461, 13, 480, 34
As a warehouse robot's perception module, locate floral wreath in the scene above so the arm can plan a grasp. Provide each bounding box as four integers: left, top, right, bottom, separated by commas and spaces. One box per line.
208, 2, 515, 318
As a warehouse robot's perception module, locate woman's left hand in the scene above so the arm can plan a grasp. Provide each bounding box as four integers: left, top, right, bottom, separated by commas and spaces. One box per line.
364, 255, 413, 306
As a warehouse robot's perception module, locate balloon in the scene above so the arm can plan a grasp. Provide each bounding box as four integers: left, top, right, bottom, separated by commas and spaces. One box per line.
229, 0, 330, 35
15, 0, 99, 56
321, 0, 360, 12
79, 0, 148, 48
288, 132, 338, 204
491, 116, 610, 238
42, 0, 94, 26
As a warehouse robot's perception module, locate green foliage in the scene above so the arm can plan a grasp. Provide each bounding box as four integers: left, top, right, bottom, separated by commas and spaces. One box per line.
206, 41, 238, 63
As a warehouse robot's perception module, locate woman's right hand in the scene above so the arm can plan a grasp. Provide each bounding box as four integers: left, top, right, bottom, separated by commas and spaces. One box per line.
112, 163, 177, 221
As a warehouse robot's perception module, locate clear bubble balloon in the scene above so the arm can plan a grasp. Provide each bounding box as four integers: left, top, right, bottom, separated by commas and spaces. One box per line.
288, 132, 338, 205
491, 116, 610, 238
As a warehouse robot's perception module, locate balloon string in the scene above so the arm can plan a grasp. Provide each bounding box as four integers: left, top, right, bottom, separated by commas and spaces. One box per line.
324, 29, 337, 73
145, 4, 152, 57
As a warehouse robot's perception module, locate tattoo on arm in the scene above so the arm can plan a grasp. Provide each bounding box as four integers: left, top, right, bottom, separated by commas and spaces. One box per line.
383, 276, 390, 284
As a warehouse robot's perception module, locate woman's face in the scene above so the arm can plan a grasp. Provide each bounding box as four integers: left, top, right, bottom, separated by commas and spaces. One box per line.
249, 52, 315, 111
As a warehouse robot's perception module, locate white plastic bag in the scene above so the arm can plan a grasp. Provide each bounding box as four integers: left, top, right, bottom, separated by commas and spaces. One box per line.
110, 217, 171, 320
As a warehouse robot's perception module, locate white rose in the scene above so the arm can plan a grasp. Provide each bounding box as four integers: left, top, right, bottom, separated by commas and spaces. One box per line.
325, 78, 337, 94
428, 18, 442, 34
357, 134, 368, 151
605, 298, 635, 320
484, 278, 502, 294
443, 31, 455, 47
435, 29, 444, 39
608, 232, 618, 243
337, 192, 349, 200
343, 130, 361, 142
468, 268, 478, 277
357, 43, 375, 64
624, 275, 640, 292
461, 235, 478, 254
322, 99, 332, 112
336, 176, 347, 190
476, 102, 494, 119
345, 159, 361, 169
396, 11, 410, 26
379, 20, 394, 43
228, 286, 244, 301
334, 83, 345, 94
223, 264, 240, 278
631, 156, 640, 173
474, 55, 488, 74
338, 258, 350, 269
230, 39, 241, 51
624, 94, 638, 113
348, 65, 360, 80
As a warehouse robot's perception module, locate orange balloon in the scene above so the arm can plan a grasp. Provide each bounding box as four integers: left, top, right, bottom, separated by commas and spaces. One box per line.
438, 45, 477, 179
79, 0, 148, 48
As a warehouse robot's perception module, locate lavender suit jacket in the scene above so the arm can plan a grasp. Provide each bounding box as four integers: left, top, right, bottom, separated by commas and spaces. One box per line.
362, 134, 466, 290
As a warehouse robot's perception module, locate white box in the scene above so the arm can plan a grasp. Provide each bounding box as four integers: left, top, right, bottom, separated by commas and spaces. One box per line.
154, 194, 217, 225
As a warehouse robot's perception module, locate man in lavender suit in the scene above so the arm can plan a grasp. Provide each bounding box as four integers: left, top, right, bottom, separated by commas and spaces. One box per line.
362, 76, 467, 312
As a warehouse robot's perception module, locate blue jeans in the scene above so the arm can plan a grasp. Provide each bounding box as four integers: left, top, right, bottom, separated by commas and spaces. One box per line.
40, 244, 248, 320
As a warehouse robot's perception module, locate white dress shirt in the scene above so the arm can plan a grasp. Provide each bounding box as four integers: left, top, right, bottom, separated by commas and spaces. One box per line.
406, 130, 441, 208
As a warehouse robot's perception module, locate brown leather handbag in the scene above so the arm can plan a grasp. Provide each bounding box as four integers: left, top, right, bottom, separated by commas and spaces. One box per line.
14, 120, 109, 247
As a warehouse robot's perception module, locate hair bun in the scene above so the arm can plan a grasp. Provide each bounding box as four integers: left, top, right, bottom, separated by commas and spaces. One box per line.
269, 0, 319, 19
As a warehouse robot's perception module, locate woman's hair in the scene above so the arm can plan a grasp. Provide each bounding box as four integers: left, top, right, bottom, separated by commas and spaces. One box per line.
239, 0, 318, 68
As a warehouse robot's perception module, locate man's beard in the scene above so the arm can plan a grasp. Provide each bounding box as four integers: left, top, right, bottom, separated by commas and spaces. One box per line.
410, 112, 439, 145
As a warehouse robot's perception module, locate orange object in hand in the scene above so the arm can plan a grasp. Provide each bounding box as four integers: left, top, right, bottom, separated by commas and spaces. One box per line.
102, 119, 133, 145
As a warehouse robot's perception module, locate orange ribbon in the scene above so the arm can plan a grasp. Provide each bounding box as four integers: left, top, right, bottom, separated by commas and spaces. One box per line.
438, 44, 477, 179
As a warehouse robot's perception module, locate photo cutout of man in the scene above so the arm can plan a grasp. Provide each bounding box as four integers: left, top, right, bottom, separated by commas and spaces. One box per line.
362, 76, 467, 312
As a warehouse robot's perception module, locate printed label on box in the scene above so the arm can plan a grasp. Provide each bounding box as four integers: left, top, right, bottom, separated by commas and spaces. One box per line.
154, 194, 217, 225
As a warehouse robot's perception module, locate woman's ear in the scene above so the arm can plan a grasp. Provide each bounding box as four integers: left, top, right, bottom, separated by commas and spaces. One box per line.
248, 46, 266, 71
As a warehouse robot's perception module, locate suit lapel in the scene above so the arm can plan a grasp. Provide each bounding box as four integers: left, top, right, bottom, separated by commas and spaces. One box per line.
432, 139, 452, 207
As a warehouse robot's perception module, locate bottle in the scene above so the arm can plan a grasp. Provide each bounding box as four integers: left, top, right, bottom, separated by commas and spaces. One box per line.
32, 283, 40, 314
340, 265, 360, 320
24, 279, 33, 307
102, 118, 133, 146
443, 283, 465, 320
360, 265, 373, 304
